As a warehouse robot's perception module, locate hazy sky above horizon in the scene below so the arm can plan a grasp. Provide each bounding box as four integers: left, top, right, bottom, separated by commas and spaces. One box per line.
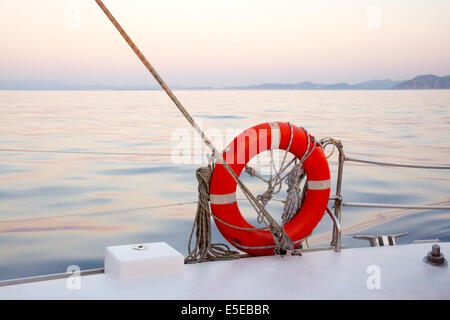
1, 0, 449, 87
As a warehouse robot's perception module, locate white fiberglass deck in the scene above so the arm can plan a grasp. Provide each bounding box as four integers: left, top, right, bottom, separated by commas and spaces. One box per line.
0, 242, 448, 300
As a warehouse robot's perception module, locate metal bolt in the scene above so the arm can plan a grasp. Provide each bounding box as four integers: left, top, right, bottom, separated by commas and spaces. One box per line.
424, 244, 447, 267
431, 244, 440, 257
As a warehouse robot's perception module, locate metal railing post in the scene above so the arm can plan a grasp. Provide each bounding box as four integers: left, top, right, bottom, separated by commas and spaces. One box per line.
327, 208, 341, 252
320, 138, 345, 251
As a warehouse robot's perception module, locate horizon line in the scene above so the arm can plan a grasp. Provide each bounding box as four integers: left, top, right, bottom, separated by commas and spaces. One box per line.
0, 73, 448, 91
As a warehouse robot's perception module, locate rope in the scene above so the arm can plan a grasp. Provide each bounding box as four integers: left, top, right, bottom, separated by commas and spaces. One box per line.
0, 202, 198, 224
253, 122, 296, 223
184, 165, 244, 264
0, 148, 171, 157
256, 126, 316, 225
280, 127, 317, 224
244, 165, 269, 183
281, 163, 306, 224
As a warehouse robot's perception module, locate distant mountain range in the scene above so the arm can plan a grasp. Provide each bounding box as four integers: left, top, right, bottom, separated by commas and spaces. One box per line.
0, 74, 449, 90
391, 74, 450, 90
224, 74, 450, 90
223, 79, 404, 90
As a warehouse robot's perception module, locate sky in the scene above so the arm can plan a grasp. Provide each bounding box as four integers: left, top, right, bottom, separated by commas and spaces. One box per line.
0, 0, 449, 88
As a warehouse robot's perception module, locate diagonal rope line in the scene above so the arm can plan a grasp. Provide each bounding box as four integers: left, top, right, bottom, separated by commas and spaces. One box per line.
0, 197, 284, 225
0, 148, 172, 157
0, 202, 199, 224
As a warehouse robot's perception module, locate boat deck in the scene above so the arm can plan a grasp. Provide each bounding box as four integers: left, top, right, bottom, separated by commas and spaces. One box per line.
0, 242, 448, 300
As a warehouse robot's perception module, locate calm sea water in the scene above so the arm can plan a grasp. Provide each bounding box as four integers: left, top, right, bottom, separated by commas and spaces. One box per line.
0, 90, 449, 280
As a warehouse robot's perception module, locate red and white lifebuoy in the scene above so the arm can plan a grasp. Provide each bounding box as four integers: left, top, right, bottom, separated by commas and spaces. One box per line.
209, 122, 331, 256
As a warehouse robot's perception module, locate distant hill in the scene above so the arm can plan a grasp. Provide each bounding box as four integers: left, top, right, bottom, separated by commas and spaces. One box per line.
353, 79, 403, 90
392, 74, 450, 89
224, 79, 402, 90
225, 81, 322, 90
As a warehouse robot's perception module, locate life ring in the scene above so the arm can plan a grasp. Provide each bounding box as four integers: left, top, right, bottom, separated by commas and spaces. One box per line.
209, 122, 331, 256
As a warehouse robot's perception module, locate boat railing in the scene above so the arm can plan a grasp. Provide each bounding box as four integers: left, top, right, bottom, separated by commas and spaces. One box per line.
321, 138, 450, 253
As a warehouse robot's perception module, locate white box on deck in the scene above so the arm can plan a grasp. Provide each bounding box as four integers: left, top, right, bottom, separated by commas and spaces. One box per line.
104, 242, 184, 280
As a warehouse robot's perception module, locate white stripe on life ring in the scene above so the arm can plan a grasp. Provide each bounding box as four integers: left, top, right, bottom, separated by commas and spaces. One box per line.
269, 122, 281, 150
210, 192, 237, 205
307, 179, 331, 190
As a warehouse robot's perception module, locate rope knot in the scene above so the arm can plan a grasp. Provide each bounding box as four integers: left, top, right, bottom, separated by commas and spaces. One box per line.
244, 166, 257, 177
257, 188, 274, 206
